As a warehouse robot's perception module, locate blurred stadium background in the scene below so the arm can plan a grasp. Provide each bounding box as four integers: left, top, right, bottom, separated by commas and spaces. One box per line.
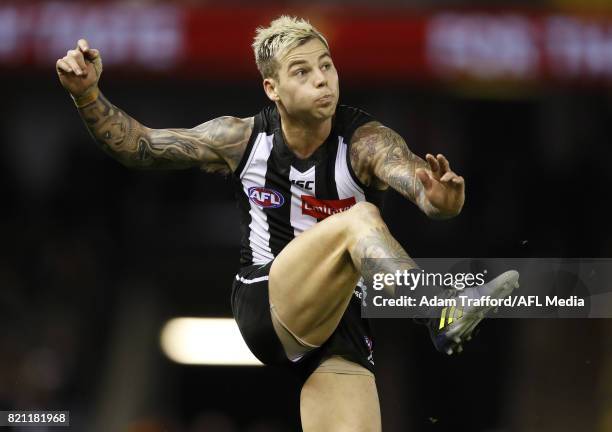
1, 0, 611, 431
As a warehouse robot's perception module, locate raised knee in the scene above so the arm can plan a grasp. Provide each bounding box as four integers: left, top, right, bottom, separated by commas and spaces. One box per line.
348, 201, 381, 220
327, 202, 384, 246
343, 202, 383, 233
336, 202, 384, 247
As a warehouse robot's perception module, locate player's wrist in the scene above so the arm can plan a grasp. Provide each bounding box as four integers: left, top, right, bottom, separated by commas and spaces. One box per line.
71, 86, 99, 108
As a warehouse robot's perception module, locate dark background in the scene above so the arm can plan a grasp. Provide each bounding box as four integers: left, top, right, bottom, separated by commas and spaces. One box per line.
1, 1, 611, 431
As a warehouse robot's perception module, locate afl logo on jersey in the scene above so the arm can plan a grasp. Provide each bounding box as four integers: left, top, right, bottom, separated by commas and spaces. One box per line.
248, 187, 285, 208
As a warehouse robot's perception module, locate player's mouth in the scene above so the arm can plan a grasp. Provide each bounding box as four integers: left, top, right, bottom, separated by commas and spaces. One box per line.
315, 94, 334, 105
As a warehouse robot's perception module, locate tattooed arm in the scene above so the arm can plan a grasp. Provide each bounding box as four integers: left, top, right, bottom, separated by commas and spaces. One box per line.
78, 94, 252, 173
350, 121, 465, 219
56, 39, 251, 173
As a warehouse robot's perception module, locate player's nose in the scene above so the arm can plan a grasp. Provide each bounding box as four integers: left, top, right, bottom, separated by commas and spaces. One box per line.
313, 68, 328, 88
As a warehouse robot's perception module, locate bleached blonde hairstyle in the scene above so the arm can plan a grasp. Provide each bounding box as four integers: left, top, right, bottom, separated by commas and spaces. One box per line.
252, 15, 330, 79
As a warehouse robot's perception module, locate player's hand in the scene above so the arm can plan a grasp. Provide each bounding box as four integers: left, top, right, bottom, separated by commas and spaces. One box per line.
416, 153, 465, 217
56, 39, 103, 98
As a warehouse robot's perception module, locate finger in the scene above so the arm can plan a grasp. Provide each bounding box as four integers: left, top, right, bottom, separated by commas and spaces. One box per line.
451, 176, 464, 186
84, 48, 99, 61
416, 168, 432, 190
67, 49, 87, 73
425, 154, 440, 175
440, 171, 457, 183
63, 55, 83, 76
56, 59, 73, 74
437, 154, 450, 174
77, 38, 89, 53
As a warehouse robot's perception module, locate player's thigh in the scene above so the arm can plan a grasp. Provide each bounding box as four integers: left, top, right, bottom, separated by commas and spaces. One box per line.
268, 208, 364, 342
300, 357, 381, 432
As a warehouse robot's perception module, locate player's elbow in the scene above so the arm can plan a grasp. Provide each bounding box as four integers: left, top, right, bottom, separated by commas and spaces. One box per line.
113, 153, 157, 170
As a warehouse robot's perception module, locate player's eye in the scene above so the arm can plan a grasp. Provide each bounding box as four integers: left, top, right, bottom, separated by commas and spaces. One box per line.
322, 63, 332, 70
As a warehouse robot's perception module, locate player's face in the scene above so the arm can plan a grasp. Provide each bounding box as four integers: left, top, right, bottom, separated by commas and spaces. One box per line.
267, 38, 339, 121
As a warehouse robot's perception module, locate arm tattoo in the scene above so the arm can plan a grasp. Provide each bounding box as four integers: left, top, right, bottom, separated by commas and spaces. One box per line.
350, 121, 437, 216
77, 92, 252, 174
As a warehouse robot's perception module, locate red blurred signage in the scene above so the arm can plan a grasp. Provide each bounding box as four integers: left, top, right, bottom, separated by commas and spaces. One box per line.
1, 3, 612, 85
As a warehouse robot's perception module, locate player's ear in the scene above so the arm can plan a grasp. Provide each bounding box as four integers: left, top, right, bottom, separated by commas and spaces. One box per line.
263, 78, 280, 102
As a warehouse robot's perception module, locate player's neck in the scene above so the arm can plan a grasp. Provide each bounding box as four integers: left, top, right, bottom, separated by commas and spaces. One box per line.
279, 112, 332, 160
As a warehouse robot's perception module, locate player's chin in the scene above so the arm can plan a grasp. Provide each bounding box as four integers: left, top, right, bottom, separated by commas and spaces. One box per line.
311, 101, 337, 120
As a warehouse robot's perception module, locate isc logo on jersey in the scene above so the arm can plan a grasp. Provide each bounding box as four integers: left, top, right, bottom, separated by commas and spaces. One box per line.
248, 187, 285, 208
290, 179, 314, 191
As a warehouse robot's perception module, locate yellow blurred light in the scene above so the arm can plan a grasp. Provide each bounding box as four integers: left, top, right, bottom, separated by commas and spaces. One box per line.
160, 318, 263, 366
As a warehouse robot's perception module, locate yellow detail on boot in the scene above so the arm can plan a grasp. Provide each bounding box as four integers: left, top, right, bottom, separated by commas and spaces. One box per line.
448, 306, 456, 324
439, 307, 447, 329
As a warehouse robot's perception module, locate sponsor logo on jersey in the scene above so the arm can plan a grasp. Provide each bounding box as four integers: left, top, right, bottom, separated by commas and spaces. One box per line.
301, 196, 356, 219
248, 187, 284, 208
290, 179, 314, 191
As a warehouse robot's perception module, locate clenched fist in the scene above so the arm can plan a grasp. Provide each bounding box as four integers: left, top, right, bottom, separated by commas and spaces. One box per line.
56, 39, 102, 104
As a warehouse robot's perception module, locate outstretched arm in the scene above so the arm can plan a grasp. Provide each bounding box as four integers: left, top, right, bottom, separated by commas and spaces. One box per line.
56, 39, 251, 174
350, 121, 465, 219
78, 95, 252, 173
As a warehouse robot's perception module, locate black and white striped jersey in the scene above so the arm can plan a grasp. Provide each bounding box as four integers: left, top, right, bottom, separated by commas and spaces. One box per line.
233, 104, 386, 267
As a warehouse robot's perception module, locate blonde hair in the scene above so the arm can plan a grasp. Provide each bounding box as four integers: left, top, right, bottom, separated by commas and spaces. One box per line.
252, 15, 330, 79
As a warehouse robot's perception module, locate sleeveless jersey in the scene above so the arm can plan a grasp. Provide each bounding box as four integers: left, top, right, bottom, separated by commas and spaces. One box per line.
232, 104, 385, 267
